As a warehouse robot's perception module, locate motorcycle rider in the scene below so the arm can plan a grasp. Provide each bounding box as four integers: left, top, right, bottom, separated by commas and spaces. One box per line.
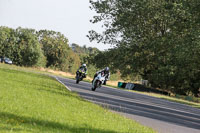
76, 64, 87, 78
92, 67, 110, 85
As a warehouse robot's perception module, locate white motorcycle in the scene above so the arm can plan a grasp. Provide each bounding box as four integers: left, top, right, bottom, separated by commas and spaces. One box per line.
91, 72, 106, 91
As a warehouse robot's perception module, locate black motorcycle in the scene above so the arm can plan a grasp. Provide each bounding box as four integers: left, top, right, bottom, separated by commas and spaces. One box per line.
76, 68, 86, 84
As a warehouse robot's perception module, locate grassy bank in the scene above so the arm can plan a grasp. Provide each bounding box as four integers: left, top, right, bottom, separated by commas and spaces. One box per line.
0, 64, 155, 133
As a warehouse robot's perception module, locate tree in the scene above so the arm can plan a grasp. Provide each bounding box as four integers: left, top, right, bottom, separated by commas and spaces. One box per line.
0, 27, 16, 59
0, 26, 45, 67
37, 30, 80, 72
15, 27, 45, 66
89, 0, 200, 96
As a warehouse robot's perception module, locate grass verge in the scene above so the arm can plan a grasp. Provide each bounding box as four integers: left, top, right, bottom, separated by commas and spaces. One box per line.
0, 64, 155, 133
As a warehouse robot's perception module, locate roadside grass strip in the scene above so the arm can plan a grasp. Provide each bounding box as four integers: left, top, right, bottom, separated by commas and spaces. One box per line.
0, 65, 155, 133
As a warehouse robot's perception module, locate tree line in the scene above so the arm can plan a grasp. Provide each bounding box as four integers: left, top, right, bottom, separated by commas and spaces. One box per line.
0, 26, 81, 73
0, 26, 104, 76
88, 0, 200, 96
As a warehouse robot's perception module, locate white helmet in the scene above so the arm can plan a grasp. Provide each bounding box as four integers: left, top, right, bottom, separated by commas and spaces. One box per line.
82, 64, 86, 67
105, 67, 109, 72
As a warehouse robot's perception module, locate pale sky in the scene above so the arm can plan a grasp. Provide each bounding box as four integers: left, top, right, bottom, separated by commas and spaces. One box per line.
0, 0, 112, 50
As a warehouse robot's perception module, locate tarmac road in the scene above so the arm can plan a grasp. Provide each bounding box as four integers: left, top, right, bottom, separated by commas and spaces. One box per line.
56, 76, 200, 133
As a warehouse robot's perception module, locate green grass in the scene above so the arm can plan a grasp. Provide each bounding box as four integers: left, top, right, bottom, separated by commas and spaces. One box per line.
0, 64, 155, 133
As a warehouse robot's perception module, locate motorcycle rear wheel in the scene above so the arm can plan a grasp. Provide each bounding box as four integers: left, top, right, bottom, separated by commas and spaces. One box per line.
76, 77, 79, 84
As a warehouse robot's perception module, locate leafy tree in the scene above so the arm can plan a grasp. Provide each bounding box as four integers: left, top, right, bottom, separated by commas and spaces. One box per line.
71, 43, 99, 55
37, 30, 81, 72
38, 30, 69, 69
89, 0, 200, 96
15, 27, 45, 66
0, 26, 45, 67
0, 27, 17, 60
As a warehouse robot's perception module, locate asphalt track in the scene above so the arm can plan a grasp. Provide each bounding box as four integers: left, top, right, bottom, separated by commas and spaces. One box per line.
56, 76, 200, 133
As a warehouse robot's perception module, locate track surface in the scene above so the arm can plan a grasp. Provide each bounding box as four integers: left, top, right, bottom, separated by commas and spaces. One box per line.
56, 77, 200, 133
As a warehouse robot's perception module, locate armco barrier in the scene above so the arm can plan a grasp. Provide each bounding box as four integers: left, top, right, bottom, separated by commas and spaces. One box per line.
118, 82, 123, 88
125, 83, 135, 90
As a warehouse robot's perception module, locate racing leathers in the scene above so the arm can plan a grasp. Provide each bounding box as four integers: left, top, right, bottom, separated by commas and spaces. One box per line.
76, 66, 87, 78
92, 69, 110, 85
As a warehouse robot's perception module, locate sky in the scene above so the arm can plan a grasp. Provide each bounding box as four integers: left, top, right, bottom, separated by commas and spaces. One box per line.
0, 0, 112, 50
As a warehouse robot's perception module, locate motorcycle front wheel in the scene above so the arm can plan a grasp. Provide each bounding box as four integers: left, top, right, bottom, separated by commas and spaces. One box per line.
92, 80, 100, 91
91, 86, 96, 91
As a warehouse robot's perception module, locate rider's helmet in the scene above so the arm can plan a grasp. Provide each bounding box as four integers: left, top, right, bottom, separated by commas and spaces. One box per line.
82, 64, 87, 67
104, 67, 109, 73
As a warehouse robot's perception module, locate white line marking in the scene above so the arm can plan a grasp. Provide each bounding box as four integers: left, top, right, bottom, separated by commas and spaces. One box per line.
54, 76, 72, 91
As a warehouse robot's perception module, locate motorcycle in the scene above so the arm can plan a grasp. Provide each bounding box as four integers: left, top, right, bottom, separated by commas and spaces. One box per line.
76, 68, 86, 84
91, 72, 106, 91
